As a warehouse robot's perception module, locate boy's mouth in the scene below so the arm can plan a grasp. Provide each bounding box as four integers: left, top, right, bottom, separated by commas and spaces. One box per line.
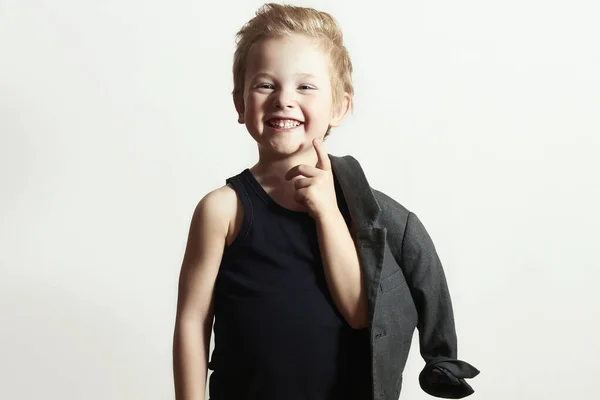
266, 119, 303, 129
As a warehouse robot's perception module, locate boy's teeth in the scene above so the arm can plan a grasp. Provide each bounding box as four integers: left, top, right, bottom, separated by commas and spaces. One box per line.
269, 119, 301, 128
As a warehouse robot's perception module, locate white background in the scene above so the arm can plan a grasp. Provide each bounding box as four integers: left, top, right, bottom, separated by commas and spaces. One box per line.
1, 0, 599, 399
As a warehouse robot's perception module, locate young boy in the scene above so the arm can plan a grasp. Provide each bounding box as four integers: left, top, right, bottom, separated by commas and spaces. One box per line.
173, 3, 479, 400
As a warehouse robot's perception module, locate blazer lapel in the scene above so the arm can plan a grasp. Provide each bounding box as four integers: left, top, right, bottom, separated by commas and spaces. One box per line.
329, 154, 387, 324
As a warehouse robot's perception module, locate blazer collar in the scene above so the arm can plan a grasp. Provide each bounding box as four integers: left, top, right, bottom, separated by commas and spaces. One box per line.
329, 154, 381, 229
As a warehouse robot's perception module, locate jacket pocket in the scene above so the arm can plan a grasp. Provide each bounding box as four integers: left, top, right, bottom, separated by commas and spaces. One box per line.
380, 269, 405, 293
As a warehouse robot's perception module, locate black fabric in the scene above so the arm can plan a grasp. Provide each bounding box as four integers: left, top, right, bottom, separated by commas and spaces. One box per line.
207, 168, 371, 400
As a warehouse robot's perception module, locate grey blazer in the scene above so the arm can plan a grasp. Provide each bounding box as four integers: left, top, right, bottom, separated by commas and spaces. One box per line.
329, 153, 480, 400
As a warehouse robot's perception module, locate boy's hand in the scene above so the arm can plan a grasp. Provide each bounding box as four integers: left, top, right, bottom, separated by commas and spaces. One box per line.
285, 138, 339, 221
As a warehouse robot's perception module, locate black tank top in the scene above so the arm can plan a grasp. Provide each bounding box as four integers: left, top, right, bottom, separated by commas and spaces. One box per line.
207, 167, 371, 400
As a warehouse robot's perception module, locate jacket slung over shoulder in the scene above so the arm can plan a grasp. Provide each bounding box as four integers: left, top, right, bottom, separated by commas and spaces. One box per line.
329, 153, 479, 400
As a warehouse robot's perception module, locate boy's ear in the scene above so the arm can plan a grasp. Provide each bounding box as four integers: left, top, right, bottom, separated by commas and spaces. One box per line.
329, 92, 351, 128
233, 93, 245, 124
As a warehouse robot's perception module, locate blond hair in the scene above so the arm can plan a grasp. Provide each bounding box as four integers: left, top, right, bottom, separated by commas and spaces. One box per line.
232, 3, 354, 139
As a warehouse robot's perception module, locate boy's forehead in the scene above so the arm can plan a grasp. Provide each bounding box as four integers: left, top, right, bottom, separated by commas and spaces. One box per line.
256, 33, 323, 48
245, 36, 331, 78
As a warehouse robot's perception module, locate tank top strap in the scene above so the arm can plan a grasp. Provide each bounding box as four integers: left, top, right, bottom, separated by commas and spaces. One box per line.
224, 172, 255, 247
225, 172, 253, 213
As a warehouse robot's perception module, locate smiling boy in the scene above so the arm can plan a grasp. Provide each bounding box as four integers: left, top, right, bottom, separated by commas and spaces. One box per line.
173, 3, 478, 400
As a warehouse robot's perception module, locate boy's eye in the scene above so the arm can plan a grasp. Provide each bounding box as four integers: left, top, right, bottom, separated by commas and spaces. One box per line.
254, 83, 315, 90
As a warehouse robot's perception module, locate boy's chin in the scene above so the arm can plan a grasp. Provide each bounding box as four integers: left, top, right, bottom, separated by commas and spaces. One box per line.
255, 136, 318, 154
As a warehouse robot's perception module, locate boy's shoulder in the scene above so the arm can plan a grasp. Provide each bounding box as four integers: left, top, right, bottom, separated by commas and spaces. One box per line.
217, 180, 240, 207
197, 183, 239, 236
202, 183, 237, 209
213, 183, 243, 246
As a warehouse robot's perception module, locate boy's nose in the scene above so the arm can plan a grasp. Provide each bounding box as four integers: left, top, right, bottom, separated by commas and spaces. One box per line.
272, 90, 296, 109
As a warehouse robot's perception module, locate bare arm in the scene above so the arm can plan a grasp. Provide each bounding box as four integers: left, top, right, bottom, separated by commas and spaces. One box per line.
314, 211, 369, 329
173, 190, 230, 400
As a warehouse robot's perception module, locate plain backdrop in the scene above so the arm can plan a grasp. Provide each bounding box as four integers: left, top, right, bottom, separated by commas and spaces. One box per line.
1, 0, 599, 399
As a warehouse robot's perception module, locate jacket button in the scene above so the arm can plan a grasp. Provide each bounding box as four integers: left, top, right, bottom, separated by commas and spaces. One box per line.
374, 330, 386, 339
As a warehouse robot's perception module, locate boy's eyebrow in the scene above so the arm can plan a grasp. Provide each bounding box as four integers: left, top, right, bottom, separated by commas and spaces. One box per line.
294, 73, 317, 79
249, 72, 273, 82
249, 72, 317, 81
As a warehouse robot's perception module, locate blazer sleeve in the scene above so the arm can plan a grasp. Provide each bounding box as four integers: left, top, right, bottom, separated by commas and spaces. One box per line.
400, 211, 480, 398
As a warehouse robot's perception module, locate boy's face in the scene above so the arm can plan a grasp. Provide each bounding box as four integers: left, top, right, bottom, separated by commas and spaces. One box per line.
235, 34, 349, 154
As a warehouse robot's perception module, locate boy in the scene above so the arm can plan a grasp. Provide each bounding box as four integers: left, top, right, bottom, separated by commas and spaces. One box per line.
173, 3, 479, 400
